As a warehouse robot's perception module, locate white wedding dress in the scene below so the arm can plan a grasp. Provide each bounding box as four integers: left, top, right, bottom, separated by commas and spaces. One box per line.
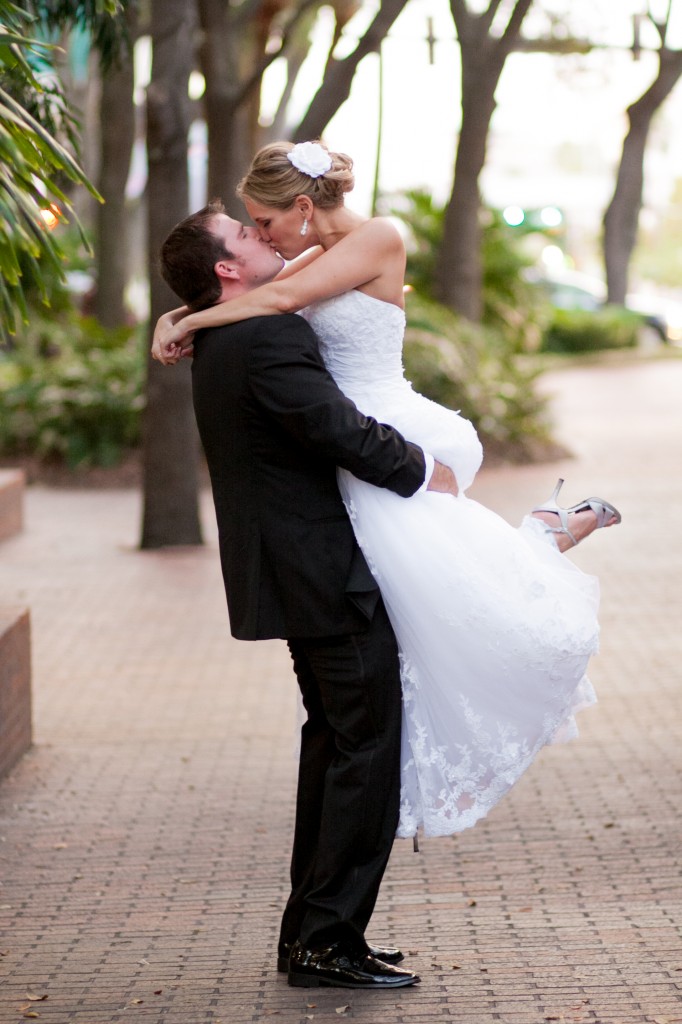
299, 291, 600, 839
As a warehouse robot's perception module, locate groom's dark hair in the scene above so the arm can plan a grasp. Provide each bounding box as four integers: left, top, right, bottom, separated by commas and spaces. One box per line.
159, 199, 235, 311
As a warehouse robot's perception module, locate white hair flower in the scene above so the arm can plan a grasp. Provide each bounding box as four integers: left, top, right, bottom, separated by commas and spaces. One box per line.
287, 142, 332, 179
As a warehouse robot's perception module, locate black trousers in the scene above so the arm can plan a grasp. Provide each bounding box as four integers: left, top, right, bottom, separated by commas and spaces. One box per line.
280, 599, 403, 953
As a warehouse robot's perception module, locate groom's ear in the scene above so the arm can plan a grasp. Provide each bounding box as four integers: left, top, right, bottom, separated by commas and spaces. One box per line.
214, 260, 240, 282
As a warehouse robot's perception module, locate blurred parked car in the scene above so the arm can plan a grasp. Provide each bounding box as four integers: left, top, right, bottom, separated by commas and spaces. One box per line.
530, 268, 682, 345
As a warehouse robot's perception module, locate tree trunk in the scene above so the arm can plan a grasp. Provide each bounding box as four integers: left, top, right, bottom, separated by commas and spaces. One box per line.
603, 48, 682, 305
268, 20, 317, 140
197, 0, 402, 209
435, 70, 497, 320
94, 7, 138, 328
140, 0, 203, 549
294, 0, 408, 142
435, 0, 533, 322
198, 0, 258, 215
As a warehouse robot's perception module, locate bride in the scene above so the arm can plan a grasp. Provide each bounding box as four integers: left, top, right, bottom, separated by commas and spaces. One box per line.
152, 140, 621, 839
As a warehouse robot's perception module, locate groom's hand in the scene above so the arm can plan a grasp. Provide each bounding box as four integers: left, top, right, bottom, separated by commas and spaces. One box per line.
426, 460, 459, 497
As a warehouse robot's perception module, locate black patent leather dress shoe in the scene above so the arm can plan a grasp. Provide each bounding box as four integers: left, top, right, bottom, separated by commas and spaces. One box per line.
277, 939, 404, 974
287, 940, 420, 989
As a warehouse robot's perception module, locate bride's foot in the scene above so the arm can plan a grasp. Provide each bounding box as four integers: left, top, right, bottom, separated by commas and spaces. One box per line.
531, 478, 622, 553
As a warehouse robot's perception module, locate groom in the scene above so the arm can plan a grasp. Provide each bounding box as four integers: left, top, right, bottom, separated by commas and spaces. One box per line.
157, 201, 457, 990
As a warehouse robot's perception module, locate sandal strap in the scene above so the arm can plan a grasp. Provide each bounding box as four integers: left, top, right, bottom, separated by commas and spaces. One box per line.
544, 522, 578, 547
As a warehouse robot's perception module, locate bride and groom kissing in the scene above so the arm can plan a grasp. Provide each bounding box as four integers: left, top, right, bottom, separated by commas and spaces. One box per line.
153, 141, 620, 990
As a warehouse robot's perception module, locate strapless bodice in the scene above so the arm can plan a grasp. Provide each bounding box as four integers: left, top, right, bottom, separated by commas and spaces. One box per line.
299, 291, 408, 403
299, 289, 484, 491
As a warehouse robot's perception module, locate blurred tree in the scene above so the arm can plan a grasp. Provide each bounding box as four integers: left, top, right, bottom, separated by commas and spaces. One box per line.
198, 0, 406, 216
6, 1, 138, 329
140, 0, 202, 548
139, 0, 414, 548
94, 1, 138, 328
198, 0, 314, 215
0, 0, 104, 335
293, 0, 408, 142
603, 3, 682, 304
434, 0, 534, 323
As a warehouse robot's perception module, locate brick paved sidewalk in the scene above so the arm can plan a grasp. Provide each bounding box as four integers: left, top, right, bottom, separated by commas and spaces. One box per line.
1, 354, 681, 1024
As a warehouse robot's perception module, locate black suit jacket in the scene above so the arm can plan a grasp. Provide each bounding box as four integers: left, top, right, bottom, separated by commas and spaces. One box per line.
191, 313, 426, 640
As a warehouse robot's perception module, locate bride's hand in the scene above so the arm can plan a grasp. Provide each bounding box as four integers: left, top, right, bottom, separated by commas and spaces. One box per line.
151, 307, 195, 365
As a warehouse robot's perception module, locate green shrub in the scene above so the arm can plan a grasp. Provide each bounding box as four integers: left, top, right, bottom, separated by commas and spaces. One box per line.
543, 306, 640, 353
403, 291, 554, 461
393, 190, 550, 354
0, 311, 144, 468
390, 191, 556, 461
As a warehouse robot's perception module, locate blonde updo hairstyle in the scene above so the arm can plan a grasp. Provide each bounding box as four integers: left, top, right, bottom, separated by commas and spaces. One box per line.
237, 140, 354, 211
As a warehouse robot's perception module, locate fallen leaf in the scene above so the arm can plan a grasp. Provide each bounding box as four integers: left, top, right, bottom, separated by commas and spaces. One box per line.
335, 1007, 350, 1015
544, 1017, 563, 1022
603, 822, 615, 828
306, 1004, 316, 1009
22, 1014, 40, 1020
431, 962, 443, 970
25, 993, 48, 1002
154, 990, 163, 995
468, 899, 477, 906
53, 843, 68, 850
137, 958, 150, 966
451, 963, 461, 970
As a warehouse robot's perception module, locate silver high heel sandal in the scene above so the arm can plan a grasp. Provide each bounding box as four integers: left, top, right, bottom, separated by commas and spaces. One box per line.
532, 478, 622, 548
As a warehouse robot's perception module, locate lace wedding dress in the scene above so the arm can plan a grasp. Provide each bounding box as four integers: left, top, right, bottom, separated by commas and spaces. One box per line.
299, 291, 599, 839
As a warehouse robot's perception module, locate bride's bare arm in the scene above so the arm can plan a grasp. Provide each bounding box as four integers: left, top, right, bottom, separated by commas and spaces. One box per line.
274, 246, 324, 280
152, 219, 404, 364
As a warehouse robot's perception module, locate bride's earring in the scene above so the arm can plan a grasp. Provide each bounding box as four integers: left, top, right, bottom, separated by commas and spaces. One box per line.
300, 217, 308, 237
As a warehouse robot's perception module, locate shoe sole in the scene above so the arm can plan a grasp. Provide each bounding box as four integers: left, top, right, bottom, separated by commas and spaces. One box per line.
288, 973, 420, 989
278, 954, 403, 974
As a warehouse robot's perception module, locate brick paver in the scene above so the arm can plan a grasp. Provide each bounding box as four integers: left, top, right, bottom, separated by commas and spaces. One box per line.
1, 353, 681, 1024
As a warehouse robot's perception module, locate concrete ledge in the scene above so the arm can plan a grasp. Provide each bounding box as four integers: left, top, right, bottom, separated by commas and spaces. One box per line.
0, 469, 25, 542
0, 608, 32, 779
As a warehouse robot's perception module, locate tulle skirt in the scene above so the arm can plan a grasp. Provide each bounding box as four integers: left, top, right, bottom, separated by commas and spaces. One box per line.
336, 392, 599, 838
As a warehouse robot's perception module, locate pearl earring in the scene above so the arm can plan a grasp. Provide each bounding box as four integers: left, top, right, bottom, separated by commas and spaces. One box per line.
300, 217, 308, 237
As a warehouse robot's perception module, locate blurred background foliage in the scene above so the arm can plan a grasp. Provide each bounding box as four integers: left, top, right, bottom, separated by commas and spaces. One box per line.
1, 0, 681, 543
0, 230, 143, 468
396, 190, 556, 462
